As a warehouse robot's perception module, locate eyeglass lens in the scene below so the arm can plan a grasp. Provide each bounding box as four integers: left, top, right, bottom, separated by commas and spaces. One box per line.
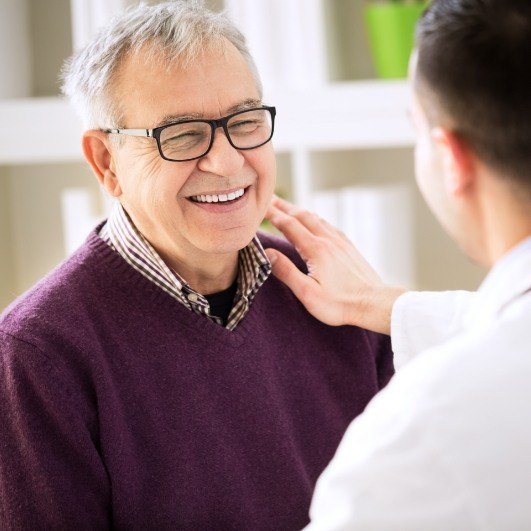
159, 108, 273, 161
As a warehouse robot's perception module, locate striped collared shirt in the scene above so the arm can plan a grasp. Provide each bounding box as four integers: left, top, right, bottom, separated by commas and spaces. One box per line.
99, 202, 271, 330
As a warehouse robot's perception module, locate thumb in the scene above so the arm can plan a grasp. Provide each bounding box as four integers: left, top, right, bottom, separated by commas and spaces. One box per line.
265, 248, 316, 304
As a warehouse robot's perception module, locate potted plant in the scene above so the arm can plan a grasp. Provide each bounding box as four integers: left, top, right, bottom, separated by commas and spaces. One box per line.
364, 0, 428, 79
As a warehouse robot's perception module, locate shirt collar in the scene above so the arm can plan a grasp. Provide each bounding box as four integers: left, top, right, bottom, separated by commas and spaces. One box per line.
99, 201, 271, 328
464, 236, 531, 328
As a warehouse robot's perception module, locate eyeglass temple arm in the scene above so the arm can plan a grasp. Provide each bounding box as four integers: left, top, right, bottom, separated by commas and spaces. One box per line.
105, 128, 154, 138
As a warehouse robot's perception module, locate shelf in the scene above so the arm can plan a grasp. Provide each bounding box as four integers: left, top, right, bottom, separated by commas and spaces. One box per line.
271, 80, 414, 152
0, 80, 413, 165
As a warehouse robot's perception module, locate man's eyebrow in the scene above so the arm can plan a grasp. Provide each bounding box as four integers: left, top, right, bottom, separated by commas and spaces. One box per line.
156, 112, 202, 127
226, 99, 263, 113
155, 99, 263, 127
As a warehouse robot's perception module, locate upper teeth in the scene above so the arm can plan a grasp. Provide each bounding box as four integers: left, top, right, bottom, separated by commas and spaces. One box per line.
192, 188, 245, 203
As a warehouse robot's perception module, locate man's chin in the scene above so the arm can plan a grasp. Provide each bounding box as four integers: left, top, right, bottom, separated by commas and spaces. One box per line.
198, 225, 258, 255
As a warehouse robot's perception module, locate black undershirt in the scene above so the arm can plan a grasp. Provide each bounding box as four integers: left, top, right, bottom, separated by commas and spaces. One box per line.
204, 280, 238, 326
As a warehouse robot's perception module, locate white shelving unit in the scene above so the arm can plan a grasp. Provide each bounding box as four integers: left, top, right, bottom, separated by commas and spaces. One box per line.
0, 80, 411, 165
0, 0, 486, 310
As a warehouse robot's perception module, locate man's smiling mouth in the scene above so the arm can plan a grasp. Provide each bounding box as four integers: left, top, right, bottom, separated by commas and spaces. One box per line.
189, 187, 246, 204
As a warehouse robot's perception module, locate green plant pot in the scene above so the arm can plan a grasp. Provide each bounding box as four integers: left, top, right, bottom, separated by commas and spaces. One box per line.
364, 2, 426, 79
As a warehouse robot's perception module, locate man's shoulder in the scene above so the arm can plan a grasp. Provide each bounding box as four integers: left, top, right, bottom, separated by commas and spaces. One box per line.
257, 231, 307, 273
0, 232, 109, 340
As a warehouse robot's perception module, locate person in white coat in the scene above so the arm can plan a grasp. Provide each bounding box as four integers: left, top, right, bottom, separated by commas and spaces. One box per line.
265, 0, 531, 529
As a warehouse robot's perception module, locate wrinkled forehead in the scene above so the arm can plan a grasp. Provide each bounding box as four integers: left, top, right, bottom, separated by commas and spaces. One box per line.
109, 38, 261, 127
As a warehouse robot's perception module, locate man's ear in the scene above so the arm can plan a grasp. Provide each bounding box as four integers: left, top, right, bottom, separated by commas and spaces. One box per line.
431, 127, 476, 196
82, 130, 122, 197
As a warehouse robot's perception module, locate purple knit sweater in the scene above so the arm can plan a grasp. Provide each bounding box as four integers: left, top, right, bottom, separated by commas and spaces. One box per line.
0, 229, 393, 530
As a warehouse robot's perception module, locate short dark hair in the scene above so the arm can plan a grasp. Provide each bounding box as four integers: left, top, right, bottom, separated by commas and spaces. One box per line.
415, 0, 531, 186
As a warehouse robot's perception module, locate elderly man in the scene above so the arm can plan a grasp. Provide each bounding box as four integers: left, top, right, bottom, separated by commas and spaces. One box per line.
0, 2, 393, 529
266, 0, 531, 528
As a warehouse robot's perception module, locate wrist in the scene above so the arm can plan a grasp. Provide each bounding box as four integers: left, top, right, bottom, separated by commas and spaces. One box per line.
346, 285, 408, 335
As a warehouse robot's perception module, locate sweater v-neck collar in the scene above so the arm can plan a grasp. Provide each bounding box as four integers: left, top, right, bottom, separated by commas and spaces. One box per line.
84, 227, 261, 348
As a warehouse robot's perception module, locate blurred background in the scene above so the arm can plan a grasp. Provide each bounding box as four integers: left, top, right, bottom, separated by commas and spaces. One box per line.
0, 0, 485, 311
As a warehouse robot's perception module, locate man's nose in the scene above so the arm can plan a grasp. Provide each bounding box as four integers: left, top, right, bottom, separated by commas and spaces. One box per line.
196, 128, 244, 175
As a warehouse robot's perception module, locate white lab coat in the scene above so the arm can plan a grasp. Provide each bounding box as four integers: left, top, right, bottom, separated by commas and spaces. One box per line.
306, 236, 531, 531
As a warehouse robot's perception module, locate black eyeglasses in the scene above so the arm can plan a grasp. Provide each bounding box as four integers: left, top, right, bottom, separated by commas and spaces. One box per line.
105, 106, 276, 162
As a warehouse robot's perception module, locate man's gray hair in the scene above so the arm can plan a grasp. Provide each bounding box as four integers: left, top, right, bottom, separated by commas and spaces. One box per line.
61, 0, 262, 129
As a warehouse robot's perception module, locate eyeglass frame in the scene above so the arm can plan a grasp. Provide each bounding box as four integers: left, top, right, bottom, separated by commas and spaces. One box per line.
104, 105, 276, 162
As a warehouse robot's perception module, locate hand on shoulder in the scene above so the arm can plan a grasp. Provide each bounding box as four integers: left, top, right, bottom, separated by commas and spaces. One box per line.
264, 196, 407, 335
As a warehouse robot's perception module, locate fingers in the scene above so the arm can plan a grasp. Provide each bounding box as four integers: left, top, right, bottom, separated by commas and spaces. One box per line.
267, 195, 348, 242
265, 248, 317, 304
270, 196, 324, 234
269, 195, 299, 214
266, 204, 316, 259
266, 201, 331, 250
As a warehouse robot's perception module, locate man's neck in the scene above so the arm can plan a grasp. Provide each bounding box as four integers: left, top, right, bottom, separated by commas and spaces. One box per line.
158, 246, 240, 295
480, 178, 531, 266
119, 204, 242, 295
